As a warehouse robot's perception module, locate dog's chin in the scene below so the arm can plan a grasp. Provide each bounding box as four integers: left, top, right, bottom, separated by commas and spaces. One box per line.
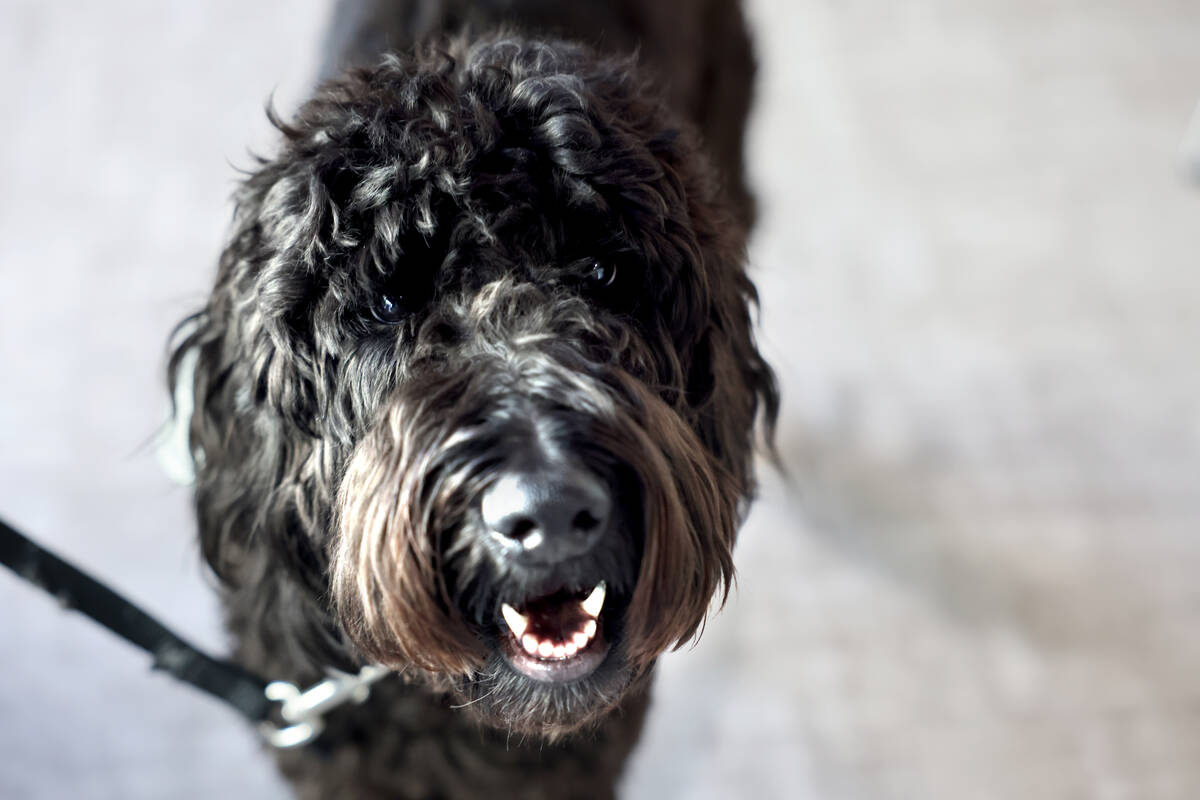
457, 647, 638, 739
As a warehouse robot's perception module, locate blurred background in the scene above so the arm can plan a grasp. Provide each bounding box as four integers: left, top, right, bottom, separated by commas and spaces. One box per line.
2, 1, 1198, 797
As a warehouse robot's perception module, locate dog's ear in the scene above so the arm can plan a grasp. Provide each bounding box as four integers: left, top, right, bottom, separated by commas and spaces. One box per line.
663, 183, 777, 507
187, 93, 392, 440
538, 49, 777, 495
641, 124, 778, 499
166, 152, 338, 589
586, 74, 777, 498
693, 250, 780, 497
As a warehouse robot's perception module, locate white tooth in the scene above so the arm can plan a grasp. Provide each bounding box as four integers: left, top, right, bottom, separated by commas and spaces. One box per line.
564, 642, 579, 657
573, 631, 589, 648
553, 645, 567, 659
581, 582, 607, 618
538, 640, 555, 658
501, 603, 528, 638
583, 619, 597, 639
523, 634, 539, 655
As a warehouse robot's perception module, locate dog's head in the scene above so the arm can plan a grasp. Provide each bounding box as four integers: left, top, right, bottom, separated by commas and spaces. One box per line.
175, 35, 776, 736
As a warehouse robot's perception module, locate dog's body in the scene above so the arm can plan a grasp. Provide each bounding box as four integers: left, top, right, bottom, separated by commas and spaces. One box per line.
173, 1, 774, 797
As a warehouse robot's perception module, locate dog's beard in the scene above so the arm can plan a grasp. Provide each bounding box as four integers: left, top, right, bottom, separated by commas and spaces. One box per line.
328, 287, 741, 734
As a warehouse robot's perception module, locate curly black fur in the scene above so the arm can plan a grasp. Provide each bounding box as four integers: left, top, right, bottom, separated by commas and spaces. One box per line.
170, 2, 775, 797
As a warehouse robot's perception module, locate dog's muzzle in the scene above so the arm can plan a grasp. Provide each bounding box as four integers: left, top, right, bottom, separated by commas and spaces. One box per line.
331, 280, 735, 704
477, 460, 619, 682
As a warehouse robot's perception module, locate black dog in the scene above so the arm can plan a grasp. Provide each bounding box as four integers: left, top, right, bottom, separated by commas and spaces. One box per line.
171, 1, 776, 796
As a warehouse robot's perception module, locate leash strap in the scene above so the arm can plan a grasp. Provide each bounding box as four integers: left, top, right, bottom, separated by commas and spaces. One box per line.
0, 516, 275, 724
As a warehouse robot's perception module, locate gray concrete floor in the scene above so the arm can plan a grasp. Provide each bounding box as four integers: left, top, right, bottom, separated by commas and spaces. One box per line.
2, 1, 1199, 798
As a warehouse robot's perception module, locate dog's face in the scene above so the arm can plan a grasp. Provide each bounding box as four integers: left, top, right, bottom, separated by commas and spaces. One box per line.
178, 37, 776, 736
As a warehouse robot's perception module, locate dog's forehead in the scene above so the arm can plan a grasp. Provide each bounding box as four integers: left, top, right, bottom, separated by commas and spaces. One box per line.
247, 42, 713, 351
295, 52, 680, 251
335, 133, 660, 289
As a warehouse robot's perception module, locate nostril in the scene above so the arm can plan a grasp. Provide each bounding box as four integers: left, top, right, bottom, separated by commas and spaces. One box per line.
572, 509, 600, 532
506, 517, 538, 542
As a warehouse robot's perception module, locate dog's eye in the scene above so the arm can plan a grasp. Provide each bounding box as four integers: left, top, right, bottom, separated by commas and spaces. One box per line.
587, 260, 617, 288
371, 292, 406, 325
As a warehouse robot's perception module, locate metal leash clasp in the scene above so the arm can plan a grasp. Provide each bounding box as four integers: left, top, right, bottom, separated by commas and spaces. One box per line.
260, 665, 390, 749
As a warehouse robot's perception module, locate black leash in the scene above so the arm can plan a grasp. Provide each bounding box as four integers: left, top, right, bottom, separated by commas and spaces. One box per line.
0, 515, 275, 723
0, 515, 390, 748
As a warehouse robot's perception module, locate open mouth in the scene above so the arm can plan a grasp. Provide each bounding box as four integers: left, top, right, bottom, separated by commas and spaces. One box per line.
497, 582, 612, 683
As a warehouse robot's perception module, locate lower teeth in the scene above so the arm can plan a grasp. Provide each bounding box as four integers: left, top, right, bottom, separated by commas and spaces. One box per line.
520, 625, 596, 659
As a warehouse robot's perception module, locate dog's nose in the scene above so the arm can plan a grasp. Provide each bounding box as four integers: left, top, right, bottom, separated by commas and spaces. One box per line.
481, 468, 611, 564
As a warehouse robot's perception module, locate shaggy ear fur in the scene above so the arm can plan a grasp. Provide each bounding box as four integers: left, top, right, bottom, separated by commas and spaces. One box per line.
167, 172, 354, 671
687, 205, 780, 509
